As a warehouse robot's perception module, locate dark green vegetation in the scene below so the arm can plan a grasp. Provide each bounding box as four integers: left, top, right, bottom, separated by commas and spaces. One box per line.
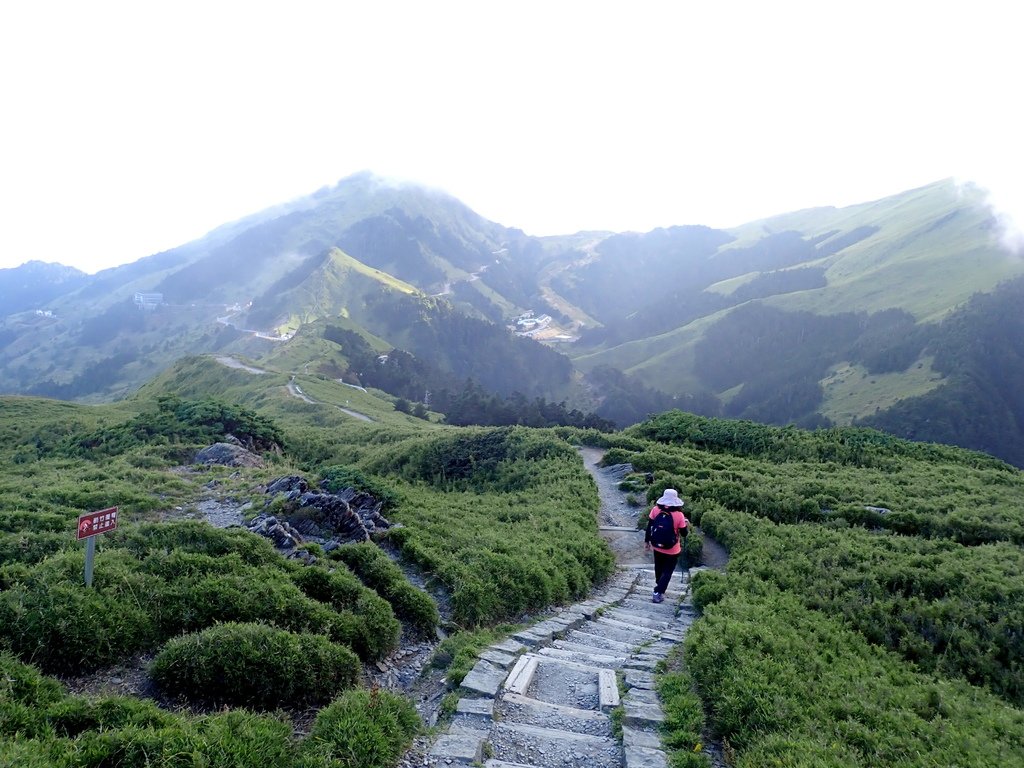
0, 386, 615, 765
150, 622, 360, 709
329, 542, 439, 635
300, 689, 420, 768
603, 411, 1024, 766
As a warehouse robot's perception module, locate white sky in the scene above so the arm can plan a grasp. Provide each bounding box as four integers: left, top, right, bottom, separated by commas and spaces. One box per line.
1, 0, 1020, 273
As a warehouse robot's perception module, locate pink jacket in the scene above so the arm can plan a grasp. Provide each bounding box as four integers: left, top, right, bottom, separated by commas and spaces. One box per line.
646, 506, 688, 555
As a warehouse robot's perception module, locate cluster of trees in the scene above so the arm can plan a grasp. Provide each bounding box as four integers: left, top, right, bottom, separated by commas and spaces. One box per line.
860, 276, 1024, 466
324, 324, 611, 430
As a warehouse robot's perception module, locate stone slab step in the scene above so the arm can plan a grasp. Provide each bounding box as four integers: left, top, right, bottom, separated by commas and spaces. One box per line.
603, 608, 672, 629
598, 668, 619, 711
456, 697, 494, 721
490, 721, 620, 768
624, 669, 656, 690
563, 630, 640, 653
539, 646, 627, 667
485, 761, 544, 768
461, 658, 508, 697
623, 726, 662, 749
552, 638, 633, 658
504, 654, 539, 695
624, 687, 660, 705
624, 699, 665, 727
491, 638, 527, 655
429, 730, 486, 765
619, 597, 680, 614
500, 692, 613, 737
591, 616, 660, 639
625, 744, 669, 768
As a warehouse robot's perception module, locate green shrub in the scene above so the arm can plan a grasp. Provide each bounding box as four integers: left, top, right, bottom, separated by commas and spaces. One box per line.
320, 465, 399, 510
110, 521, 278, 567
291, 566, 401, 660
150, 622, 359, 709
67, 709, 294, 768
0, 577, 158, 674
657, 646, 711, 768
430, 625, 521, 686
331, 543, 439, 635
301, 689, 420, 768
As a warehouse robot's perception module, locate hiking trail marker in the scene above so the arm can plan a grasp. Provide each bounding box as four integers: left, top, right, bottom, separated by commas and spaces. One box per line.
77, 507, 118, 587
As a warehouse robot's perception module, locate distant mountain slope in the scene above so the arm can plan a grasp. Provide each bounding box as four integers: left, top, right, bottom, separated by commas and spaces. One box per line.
3, 174, 1024, 464
0, 261, 87, 315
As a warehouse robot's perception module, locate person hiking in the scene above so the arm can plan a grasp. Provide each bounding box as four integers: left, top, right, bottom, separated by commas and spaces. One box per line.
644, 488, 688, 603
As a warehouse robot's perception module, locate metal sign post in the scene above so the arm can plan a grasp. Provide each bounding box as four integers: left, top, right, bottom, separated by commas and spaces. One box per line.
77, 507, 118, 588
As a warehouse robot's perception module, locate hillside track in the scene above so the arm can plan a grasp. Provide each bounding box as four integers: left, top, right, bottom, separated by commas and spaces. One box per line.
425, 447, 728, 768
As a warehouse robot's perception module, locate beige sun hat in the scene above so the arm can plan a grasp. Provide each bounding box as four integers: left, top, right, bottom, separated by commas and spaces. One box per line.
655, 489, 684, 507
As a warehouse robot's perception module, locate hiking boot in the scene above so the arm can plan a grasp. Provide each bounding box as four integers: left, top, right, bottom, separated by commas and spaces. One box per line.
652, 592, 664, 604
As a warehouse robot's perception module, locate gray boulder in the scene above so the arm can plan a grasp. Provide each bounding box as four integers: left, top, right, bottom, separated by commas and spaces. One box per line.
194, 442, 265, 468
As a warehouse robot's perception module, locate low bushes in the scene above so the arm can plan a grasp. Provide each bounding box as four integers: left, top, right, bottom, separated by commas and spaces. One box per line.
685, 592, 1024, 766
330, 543, 439, 635
150, 622, 360, 709
0, 522, 400, 673
290, 565, 400, 660
657, 646, 710, 768
299, 689, 420, 768
1, 652, 295, 767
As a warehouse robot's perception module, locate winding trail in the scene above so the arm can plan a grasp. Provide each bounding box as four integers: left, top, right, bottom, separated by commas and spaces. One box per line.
427, 447, 727, 768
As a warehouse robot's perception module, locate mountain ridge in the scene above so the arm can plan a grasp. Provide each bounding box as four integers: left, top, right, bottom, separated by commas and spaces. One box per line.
3, 173, 1024, 464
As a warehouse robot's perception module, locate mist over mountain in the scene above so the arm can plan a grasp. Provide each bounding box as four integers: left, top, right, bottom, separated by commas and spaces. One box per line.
2, 174, 1023, 463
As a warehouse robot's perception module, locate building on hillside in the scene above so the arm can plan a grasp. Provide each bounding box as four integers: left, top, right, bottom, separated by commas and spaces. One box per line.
134, 292, 163, 310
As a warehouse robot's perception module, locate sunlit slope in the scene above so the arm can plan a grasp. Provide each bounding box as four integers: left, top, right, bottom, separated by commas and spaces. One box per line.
577, 179, 1023, 391
138, 355, 428, 430
241, 247, 420, 335
726, 179, 1024, 320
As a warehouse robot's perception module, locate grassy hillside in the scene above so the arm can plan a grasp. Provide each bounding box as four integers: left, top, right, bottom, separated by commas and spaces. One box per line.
3, 356, 1024, 765
604, 411, 1024, 765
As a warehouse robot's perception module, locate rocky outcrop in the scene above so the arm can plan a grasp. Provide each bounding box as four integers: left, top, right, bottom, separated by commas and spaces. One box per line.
248, 475, 396, 551
194, 442, 265, 468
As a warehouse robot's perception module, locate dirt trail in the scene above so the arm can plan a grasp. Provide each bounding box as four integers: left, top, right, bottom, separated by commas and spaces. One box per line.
579, 445, 729, 571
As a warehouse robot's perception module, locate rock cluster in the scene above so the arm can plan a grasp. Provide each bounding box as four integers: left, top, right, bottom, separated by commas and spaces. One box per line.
193, 442, 265, 468
245, 475, 395, 552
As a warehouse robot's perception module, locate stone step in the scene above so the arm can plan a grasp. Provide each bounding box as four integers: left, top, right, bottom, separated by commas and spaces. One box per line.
461, 658, 508, 697
563, 629, 640, 653
539, 646, 628, 668
429, 729, 487, 765
499, 691, 613, 736
590, 616, 660, 641
490, 721, 621, 768
619, 597, 680, 614
485, 761, 544, 768
598, 668, 619, 711
504, 654, 540, 695
602, 608, 672, 630
625, 744, 669, 768
552, 637, 634, 657
526, 658, 604, 710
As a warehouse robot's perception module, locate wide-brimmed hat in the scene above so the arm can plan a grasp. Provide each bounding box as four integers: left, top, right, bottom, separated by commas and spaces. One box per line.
656, 489, 684, 507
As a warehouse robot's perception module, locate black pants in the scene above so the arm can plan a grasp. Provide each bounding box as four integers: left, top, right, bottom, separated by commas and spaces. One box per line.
653, 550, 680, 595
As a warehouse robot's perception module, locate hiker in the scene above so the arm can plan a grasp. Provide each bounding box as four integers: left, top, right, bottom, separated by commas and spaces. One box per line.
644, 488, 688, 603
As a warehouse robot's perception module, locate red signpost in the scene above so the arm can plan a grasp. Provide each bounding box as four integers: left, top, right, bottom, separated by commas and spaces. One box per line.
77, 507, 118, 540
78, 507, 118, 587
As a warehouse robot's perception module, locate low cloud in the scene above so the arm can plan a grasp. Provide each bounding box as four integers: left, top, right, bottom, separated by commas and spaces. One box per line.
959, 176, 1024, 256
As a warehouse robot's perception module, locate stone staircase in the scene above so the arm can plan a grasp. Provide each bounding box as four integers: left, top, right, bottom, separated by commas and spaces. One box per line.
429, 565, 702, 768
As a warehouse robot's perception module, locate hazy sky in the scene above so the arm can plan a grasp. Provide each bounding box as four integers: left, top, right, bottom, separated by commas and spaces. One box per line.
1, 1, 1020, 273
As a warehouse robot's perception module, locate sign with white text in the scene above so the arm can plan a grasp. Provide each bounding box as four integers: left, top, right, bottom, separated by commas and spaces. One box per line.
77, 507, 118, 540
